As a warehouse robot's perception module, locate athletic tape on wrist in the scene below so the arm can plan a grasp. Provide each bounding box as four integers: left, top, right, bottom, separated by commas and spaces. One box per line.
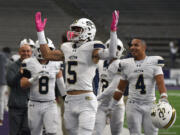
115, 89, 123, 94
160, 93, 168, 98
28, 78, 35, 84
111, 98, 119, 107
37, 31, 47, 44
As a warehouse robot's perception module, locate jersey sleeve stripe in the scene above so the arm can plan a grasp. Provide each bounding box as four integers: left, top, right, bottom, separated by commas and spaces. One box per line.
158, 60, 164, 64
94, 44, 105, 49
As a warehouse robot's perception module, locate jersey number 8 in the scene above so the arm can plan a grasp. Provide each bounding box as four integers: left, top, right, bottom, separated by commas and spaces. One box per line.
39, 76, 49, 94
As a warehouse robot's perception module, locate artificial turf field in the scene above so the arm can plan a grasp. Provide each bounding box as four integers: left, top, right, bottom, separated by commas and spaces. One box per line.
123, 90, 180, 135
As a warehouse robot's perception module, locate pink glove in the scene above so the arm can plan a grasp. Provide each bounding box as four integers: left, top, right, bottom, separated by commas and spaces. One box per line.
66, 31, 75, 41
35, 12, 47, 32
110, 10, 119, 31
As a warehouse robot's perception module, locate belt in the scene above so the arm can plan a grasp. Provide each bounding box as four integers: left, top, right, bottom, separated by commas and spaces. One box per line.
67, 90, 92, 95
30, 99, 54, 103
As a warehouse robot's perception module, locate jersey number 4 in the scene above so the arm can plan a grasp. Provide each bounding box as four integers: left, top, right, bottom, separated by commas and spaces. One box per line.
136, 74, 146, 94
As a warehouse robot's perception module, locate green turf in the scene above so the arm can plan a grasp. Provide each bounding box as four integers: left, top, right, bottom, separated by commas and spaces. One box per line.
123, 90, 180, 135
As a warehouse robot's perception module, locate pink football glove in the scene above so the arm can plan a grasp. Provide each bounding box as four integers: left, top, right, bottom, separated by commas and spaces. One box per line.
66, 31, 75, 41
35, 12, 47, 32
110, 10, 119, 31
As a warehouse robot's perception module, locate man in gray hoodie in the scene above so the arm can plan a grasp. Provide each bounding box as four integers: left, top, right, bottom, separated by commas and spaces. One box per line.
6, 43, 32, 135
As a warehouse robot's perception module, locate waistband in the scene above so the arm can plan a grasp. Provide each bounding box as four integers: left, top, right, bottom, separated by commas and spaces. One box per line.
67, 90, 92, 95
29, 99, 55, 103
65, 92, 96, 101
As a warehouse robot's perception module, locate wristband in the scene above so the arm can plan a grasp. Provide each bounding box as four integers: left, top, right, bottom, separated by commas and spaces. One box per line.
160, 93, 168, 98
37, 31, 47, 44
159, 98, 169, 103
28, 75, 39, 84
115, 89, 124, 94
112, 98, 119, 105
28, 77, 35, 84
109, 98, 119, 109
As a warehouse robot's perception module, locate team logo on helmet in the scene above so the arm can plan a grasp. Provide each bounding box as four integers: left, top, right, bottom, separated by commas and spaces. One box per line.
150, 102, 176, 129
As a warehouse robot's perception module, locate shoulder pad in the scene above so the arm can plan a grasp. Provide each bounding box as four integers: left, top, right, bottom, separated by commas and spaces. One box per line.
92, 40, 103, 44
148, 56, 165, 67
21, 57, 33, 69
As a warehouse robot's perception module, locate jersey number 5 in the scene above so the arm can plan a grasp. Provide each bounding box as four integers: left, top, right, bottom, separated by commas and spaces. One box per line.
67, 61, 78, 84
136, 74, 146, 94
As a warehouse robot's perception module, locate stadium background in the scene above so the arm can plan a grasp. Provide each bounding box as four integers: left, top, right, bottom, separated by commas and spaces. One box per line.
0, 0, 179, 134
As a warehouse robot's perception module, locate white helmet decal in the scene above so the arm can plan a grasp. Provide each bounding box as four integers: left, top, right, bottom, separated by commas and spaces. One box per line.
151, 102, 176, 129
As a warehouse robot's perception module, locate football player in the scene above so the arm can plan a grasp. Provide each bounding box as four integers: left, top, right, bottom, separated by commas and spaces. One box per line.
34, 10, 119, 135
20, 39, 66, 135
94, 38, 125, 135
101, 38, 168, 135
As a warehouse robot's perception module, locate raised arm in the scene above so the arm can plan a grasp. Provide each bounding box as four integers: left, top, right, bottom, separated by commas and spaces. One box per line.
109, 10, 119, 58
35, 12, 64, 61
93, 10, 120, 62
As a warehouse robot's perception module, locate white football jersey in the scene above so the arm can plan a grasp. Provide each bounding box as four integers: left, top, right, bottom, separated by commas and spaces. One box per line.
22, 57, 63, 101
97, 60, 124, 105
108, 56, 164, 102
97, 60, 113, 95
61, 41, 104, 91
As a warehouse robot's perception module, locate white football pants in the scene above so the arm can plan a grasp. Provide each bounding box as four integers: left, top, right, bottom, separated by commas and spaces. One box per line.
126, 99, 158, 135
28, 100, 58, 135
93, 103, 125, 135
64, 92, 98, 135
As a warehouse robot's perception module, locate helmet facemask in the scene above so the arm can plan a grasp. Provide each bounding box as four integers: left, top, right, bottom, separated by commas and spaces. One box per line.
68, 26, 84, 42
67, 18, 96, 45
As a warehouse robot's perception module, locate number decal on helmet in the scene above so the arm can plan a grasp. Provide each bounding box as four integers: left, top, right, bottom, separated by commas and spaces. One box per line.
151, 102, 176, 129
